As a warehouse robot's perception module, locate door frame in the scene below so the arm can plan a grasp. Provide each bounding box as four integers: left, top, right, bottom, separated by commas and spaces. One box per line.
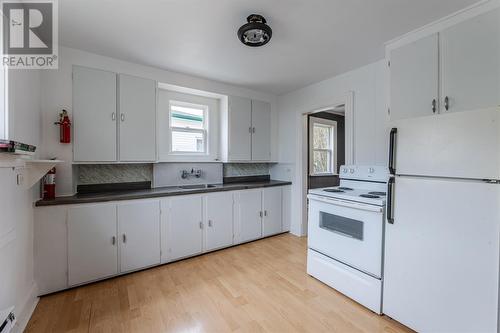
300, 91, 354, 235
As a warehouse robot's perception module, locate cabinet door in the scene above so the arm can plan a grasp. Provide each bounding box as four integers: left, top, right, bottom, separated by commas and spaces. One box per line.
237, 189, 262, 243
68, 204, 117, 286
119, 74, 157, 161
168, 196, 203, 260
441, 8, 500, 113
282, 185, 291, 232
118, 200, 160, 273
262, 187, 282, 237
73, 66, 117, 162
251, 100, 271, 161
390, 34, 439, 120
205, 192, 234, 251
228, 96, 252, 161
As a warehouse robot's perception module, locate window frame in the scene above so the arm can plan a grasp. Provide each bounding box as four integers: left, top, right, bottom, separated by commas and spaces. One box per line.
168, 100, 209, 155
309, 117, 338, 176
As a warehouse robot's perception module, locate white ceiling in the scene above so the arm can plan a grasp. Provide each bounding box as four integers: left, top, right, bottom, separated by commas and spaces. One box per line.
60, 0, 479, 95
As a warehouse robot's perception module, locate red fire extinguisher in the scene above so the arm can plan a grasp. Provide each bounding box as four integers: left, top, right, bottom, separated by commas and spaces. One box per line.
55, 109, 71, 143
43, 167, 56, 200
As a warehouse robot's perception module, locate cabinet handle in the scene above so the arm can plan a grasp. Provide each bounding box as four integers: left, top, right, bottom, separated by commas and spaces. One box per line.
122, 234, 126, 243
208, 220, 213, 227
432, 99, 437, 113
111, 112, 116, 121
252, 127, 256, 133
444, 96, 449, 111
121, 113, 125, 122
199, 221, 203, 229
112, 236, 116, 245
259, 211, 263, 218
264, 210, 268, 217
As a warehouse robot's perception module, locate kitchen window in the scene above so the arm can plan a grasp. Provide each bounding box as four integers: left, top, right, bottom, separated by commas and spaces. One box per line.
169, 101, 208, 154
309, 117, 337, 176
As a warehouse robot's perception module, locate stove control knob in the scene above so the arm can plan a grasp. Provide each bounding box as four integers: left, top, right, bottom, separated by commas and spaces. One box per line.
342, 168, 348, 173
349, 168, 355, 174
368, 167, 375, 173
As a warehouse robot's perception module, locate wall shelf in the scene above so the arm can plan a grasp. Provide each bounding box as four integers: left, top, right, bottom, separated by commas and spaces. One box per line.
0, 153, 63, 188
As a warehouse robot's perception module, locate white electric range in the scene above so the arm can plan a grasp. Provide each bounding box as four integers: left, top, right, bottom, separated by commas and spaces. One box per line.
307, 165, 389, 314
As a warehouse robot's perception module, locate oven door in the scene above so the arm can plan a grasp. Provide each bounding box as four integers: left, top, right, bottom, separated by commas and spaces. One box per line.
307, 194, 384, 278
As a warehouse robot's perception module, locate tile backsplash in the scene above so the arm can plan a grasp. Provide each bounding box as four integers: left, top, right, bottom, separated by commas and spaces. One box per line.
223, 163, 271, 177
77, 164, 153, 185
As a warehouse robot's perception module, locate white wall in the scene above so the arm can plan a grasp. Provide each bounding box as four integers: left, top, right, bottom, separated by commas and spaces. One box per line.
40, 47, 278, 196
0, 69, 41, 330
272, 60, 389, 236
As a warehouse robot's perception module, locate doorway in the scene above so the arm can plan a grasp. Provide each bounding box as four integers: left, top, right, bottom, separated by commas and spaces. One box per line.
307, 106, 345, 190
299, 92, 354, 235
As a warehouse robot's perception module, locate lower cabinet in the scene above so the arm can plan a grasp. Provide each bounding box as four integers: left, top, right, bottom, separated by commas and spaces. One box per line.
118, 200, 161, 273
68, 203, 118, 286
68, 200, 160, 286
35, 185, 288, 294
167, 196, 203, 261
262, 187, 283, 237
205, 192, 234, 251
237, 189, 263, 243
235, 187, 283, 243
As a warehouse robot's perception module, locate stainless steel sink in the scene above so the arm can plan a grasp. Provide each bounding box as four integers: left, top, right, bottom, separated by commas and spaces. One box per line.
178, 184, 218, 190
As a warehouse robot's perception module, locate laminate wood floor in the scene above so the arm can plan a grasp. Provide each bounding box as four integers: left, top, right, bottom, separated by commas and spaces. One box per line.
26, 234, 412, 333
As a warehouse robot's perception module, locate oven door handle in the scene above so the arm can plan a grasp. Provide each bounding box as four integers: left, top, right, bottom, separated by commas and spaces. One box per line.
307, 195, 383, 213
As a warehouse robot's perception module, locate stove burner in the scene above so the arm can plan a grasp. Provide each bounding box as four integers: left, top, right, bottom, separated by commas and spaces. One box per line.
338, 187, 354, 191
360, 194, 380, 199
323, 189, 344, 193
369, 191, 386, 196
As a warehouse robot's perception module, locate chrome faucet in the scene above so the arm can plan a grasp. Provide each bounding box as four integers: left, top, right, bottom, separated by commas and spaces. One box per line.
181, 168, 203, 179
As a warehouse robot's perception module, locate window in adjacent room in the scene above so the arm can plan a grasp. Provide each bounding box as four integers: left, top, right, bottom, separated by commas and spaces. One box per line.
309, 117, 337, 176
169, 101, 208, 154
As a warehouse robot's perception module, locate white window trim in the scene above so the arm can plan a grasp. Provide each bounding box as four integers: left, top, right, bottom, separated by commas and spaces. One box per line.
309, 117, 337, 176
168, 100, 209, 155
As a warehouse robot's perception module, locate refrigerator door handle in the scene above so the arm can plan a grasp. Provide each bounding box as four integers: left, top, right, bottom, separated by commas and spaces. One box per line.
387, 177, 395, 224
389, 128, 397, 174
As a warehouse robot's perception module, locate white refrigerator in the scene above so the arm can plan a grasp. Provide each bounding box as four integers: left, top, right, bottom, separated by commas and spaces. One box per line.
383, 108, 500, 332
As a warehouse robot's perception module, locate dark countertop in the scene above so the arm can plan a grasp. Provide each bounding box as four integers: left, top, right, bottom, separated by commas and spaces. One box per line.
35, 180, 292, 207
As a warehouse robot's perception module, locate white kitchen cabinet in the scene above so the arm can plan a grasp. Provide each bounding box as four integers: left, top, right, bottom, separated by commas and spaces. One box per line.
118, 200, 161, 273
205, 192, 234, 251
167, 196, 203, 260
34, 206, 68, 295
221, 96, 272, 162
118, 74, 157, 161
73, 66, 117, 162
227, 96, 252, 161
251, 100, 271, 161
282, 185, 291, 232
68, 204, 118, 286
440, 8, 500, 113
236, 189, 263, 243
262, 187, 282, 237
389, 34, 439, 121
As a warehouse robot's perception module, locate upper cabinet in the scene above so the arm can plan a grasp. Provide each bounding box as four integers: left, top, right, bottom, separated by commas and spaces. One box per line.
440, 8, 500, 113
221, 96, 272, 162
73, 66, 118, 162
388, 8, 500, 121
73, 67, 157, 162
390, 34, 439, 120
118, 74, 157, 162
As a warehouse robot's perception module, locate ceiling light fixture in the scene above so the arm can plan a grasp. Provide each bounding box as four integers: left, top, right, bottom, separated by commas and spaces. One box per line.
237, 14, 272, 47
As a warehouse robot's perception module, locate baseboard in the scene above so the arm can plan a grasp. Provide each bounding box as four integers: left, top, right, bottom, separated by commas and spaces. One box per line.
12, 282, 39, 333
